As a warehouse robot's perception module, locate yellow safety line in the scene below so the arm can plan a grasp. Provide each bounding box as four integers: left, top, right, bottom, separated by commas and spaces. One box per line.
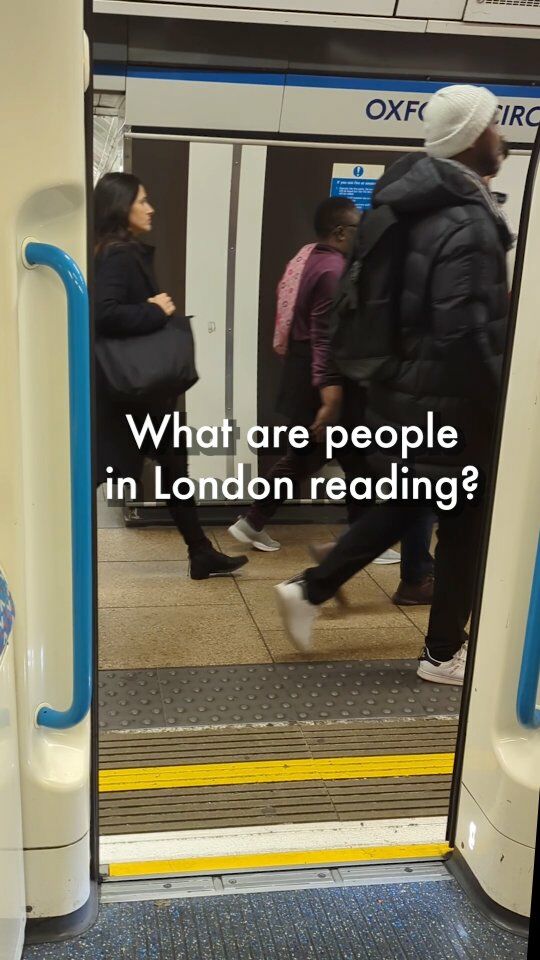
100, 753, 454, 793
108, 843, 452, 878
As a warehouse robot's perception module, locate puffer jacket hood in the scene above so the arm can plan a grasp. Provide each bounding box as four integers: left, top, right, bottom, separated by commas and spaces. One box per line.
374, 155, 511, 239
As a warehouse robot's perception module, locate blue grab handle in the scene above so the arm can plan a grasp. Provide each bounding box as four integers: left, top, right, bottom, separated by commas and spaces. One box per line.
517, 532, 540, 728
24, 242, 93, 729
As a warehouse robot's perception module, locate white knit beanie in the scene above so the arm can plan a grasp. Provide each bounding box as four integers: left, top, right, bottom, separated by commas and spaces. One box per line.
424, 84, 499, 159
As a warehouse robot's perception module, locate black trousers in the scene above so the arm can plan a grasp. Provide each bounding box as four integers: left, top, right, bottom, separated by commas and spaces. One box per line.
304, 497, 486, 662
246, 439, 435, 584
98, 392, 211, 556
246, 439, 370, 528
152, 443, 210, 555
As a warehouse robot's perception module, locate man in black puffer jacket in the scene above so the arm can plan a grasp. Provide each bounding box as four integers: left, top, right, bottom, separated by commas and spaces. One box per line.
366, 151, 509, 482
275, 84, 513, 686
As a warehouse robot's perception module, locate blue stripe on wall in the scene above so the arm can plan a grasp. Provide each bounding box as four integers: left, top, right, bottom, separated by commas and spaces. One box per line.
94, 61, 126, 77
286, 75, 540, 98
126, 67, 286, 85
288, 76, 442, 93
92, 62, 540, 100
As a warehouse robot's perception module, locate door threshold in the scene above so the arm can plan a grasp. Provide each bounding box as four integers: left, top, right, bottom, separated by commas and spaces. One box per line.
100, 816, 450, 882
101, 859, 452, 903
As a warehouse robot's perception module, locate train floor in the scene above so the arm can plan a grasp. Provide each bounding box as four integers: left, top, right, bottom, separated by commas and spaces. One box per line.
24, 876, 528, 960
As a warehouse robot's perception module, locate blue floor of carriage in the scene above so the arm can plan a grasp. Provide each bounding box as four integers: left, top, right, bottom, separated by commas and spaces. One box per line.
24, 878, 527, 959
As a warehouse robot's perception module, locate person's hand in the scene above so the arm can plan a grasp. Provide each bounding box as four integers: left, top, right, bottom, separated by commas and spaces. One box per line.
310, 401, 341, 443
148, 293, 176, 316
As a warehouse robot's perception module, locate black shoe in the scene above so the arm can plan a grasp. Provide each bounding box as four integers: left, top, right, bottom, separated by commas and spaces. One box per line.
190, 547, 248, 580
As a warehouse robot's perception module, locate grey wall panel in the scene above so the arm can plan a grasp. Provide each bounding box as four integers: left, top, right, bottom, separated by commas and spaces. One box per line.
92, 11, 128, 63
465, 0, 540, 27
232, 146, 267, 483
184, 142, 233, 487
117, 0, 397, 12
287, 33, 540, 83
397, 0, 466, 17
126, 76, 284, 131
126, 16, 288, 70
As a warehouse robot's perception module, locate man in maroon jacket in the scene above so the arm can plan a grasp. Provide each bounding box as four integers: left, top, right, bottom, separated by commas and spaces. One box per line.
229, 198, 365, 542
229, 197, 434, 602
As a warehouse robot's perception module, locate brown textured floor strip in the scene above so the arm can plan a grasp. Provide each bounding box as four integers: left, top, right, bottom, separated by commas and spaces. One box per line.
99, 718, 457, 835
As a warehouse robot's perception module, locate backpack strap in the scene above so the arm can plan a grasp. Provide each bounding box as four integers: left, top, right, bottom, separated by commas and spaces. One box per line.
328, 204, 407, 385
355, 205, 400, 262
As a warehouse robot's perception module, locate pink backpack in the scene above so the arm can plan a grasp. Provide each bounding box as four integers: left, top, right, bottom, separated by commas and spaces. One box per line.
273, 244, 316, 357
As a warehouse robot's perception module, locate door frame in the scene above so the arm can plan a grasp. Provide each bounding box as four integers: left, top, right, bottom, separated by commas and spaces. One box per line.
89, 127, 534, 881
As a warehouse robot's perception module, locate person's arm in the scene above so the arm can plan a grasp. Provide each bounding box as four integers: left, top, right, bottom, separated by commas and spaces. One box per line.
310, 384, 344, 442
430, 221, 504, 413
95, 247, 169, 337
309, 264, 344, 441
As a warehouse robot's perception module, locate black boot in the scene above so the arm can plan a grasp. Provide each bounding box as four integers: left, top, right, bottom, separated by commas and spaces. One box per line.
190, 545, 248, 580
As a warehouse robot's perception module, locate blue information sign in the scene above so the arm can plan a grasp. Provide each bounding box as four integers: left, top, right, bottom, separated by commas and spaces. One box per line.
330, 163, 385, 211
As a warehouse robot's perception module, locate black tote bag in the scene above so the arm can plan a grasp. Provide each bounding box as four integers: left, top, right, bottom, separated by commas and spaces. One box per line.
96, 315, 199, 403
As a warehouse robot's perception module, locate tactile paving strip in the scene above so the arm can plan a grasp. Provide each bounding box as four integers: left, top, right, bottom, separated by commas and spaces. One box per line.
98, 661, 462, 730
98, 671, 165, 729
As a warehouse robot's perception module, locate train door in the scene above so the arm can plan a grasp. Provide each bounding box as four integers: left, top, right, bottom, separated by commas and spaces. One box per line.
0, 0, 95, 953
449, 127, 540, 925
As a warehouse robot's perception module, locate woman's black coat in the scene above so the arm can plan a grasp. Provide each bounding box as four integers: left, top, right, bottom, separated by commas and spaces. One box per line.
94, 241, 174, 485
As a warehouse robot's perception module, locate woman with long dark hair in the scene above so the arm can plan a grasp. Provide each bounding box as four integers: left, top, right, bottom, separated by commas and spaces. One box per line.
94, 172, 247, 579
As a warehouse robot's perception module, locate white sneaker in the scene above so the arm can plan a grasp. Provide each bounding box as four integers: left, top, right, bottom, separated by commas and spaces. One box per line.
373, 548, 401, 565
275, 579, 318, 653
417, 642, 467, 686
228, 517, 280, 552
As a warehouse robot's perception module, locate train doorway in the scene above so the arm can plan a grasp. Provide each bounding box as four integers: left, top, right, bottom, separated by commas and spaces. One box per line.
94, 133, 529, 893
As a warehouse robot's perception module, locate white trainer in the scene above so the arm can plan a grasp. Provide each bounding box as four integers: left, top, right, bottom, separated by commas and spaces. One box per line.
275, 579, 319, 653
228, 517, 281, 552
417, 641, 468, 686
373, 548, 401, 565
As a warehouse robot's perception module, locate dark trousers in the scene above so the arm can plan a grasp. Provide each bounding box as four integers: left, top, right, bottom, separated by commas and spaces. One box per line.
304, 497, 486, 661
400, 509, 436, 584
98, 397, 211, 556
246, 440, 434, 584
152, 444, 210, 555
